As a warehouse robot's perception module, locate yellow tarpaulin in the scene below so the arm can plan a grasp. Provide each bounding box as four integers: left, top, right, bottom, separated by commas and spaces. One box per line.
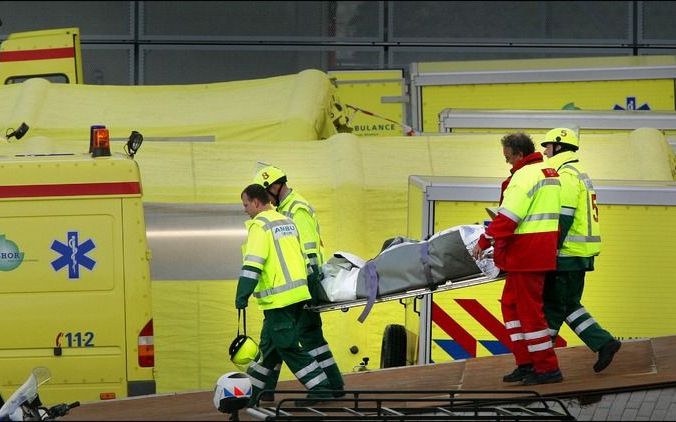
0, 69, 341, 143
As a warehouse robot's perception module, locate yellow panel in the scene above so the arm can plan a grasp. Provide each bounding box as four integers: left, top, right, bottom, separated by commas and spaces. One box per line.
329, 70, 407, 136
589, 205, 676, 338
422, 79, 675, 132
152, 282, 201, 393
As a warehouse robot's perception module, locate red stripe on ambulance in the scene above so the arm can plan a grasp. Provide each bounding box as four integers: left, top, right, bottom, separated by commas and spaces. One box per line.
431, 301, 477, 356
0, 182, 141, 198
0, 47, 75, 62
455, 298, 513, 350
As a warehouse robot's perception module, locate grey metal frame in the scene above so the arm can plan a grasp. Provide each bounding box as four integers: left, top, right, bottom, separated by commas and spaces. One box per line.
438, 109, 676, 132
81, 44, 135, 85
636, 0, 676, 46
143, 203, 247, 281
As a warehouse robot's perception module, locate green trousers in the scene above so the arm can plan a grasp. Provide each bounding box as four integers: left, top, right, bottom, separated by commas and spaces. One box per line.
262, 302, 344, 394
246, 303, 331, 405
543, 270, 614, 352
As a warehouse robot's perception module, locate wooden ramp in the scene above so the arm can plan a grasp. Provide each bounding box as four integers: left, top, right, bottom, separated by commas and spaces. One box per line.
62, 336, 676, 421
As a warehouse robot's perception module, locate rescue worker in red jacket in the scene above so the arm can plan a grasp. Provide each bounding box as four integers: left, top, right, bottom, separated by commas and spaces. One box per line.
540, 128, 621, 373
488, 135, 526, 382
472, 132, 563, 385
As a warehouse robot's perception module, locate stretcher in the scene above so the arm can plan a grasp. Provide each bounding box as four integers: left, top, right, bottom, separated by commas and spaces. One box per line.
307, 225, 503, 321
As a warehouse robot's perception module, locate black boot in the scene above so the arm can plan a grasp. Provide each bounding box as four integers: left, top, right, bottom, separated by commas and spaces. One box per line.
521, 369, 563, 386
259, 391, 275, 402
594, 339, 621, 373
502, 364, 534, 382
293, 393, 332, 407
332, 385, 346, 398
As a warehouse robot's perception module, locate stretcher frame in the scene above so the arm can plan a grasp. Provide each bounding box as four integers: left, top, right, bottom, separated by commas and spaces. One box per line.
309, 273, 503, 313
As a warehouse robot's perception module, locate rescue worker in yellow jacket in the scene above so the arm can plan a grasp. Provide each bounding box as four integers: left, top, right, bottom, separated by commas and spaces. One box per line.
472, 132, 563, 385
236, 183, 333, 406
541, 128, 621, 373
253, 164, 345, 398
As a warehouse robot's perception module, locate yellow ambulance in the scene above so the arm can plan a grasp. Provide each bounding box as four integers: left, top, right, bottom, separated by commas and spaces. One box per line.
0, 141, 154, 404
0, 27, 83, 85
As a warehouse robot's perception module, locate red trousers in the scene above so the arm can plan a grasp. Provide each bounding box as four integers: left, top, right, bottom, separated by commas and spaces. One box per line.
501, 271, 560, 373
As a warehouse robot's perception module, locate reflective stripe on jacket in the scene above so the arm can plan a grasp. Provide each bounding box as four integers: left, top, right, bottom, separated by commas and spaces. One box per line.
278, 189, 324, 267
548, 151, 601, 258
241, 209, 311, 310
487, 152, 561, 271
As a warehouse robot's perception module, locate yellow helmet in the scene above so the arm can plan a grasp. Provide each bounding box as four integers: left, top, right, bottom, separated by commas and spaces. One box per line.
253, 164, 287, 188
229, 335, 260, 369
541, 128, 579, 150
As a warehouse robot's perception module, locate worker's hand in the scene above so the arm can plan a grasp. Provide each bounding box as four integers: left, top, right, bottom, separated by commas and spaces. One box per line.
471, 243, 484, 260
235, 298, 248, 309
235, 278, 257, 309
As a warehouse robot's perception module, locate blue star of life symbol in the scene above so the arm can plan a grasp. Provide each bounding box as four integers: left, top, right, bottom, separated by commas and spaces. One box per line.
51, 231, 96, 279
613, 96, 650, 111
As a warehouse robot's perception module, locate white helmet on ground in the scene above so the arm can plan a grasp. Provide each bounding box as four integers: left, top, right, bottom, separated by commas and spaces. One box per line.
213, 372, 252, 413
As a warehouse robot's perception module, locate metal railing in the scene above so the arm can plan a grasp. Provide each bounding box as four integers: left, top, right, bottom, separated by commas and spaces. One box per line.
245, 389, 576, 421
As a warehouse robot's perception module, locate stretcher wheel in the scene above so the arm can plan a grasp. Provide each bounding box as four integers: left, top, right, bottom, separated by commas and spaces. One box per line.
380, 324, 407, 368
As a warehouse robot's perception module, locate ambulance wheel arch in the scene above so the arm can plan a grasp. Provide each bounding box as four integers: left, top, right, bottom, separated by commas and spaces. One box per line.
380, 324, 407, 368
